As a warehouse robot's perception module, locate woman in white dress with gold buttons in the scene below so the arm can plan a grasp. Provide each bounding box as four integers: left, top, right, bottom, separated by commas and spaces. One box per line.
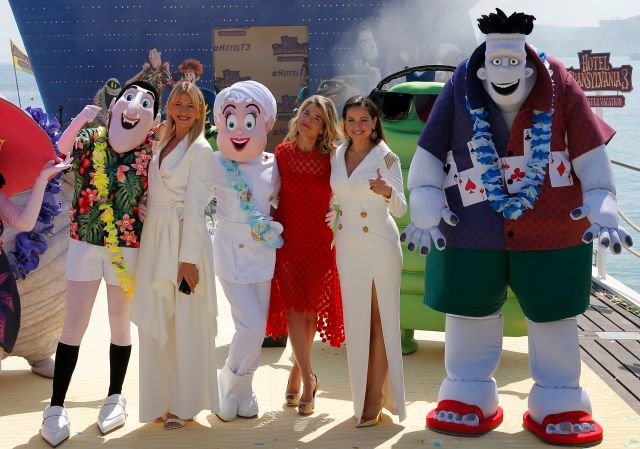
330, 95, 407, 427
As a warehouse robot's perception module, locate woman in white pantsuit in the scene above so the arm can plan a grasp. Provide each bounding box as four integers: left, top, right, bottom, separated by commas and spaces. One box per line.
330, 95, 407, 427
131, 82, 218, 430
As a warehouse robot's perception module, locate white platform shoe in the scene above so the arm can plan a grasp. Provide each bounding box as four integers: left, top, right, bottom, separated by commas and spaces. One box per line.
97, 394, 127, 435
41, 405, 70, 447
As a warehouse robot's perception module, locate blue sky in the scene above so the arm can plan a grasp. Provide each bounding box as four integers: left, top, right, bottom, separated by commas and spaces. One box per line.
2, 0, 640, 63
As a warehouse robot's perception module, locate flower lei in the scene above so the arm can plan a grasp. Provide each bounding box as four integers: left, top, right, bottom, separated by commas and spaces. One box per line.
219, 156, 284, 249
91, 127, 136, 297
6, 107, 63, 280
465, 52, 554, 220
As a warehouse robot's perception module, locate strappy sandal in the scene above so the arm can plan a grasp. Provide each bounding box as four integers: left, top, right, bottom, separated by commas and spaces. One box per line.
163, 417, 193, 430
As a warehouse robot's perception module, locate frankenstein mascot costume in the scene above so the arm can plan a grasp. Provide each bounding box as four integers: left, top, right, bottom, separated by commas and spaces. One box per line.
212, 81, 283, 422
41, 82, 159, 446
404, 9, 633, 446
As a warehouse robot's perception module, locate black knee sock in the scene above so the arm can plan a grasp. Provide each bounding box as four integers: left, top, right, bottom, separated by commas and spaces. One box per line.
107, 343, 132, 396
51, 342, 80, 407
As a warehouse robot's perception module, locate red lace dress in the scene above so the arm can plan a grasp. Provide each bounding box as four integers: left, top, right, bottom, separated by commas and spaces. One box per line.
266, 141, 344, 347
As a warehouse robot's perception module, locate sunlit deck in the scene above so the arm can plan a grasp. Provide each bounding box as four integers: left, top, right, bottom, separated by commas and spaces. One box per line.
1, 281, 639, 449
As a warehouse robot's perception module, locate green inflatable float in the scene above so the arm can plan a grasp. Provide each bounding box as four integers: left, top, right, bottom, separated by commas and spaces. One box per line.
372, 66, 527, 354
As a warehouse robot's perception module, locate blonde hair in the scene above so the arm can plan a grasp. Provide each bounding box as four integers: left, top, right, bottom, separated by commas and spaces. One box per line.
159, 81, 206, 149
285, 95, 342, 154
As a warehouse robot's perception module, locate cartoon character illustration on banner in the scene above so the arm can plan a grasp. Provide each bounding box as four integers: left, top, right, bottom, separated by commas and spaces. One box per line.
404, 9, 633, 446
127, 48, 172, 108
88, 78, 121, 127
174, 58, 203, 85
41, 81, 159, 447
212, 80, 282, 422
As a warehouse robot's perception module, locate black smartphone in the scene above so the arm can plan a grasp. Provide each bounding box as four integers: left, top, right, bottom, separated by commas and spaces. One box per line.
178, 278, 192, 295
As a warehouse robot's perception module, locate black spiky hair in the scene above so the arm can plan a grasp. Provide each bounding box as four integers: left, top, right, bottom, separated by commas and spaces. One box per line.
477, 8, 536, 35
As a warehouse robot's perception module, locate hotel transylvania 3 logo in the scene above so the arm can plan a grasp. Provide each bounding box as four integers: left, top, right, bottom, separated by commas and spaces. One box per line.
272, 36, 308, 56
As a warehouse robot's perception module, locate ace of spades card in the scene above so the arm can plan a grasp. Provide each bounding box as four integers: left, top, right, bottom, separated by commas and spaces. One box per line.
443, 151, 459, 188
549, 150, 574, 187
456, 165, 488, 207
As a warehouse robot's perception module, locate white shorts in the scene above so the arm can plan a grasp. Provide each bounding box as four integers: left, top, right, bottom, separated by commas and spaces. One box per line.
65, 239, 138, 285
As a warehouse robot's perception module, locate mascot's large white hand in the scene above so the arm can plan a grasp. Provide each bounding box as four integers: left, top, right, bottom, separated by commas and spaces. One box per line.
571, 145, 633, 254
57, 105, 102, 155
571, 190, 633, 254
401, 149, 459, 255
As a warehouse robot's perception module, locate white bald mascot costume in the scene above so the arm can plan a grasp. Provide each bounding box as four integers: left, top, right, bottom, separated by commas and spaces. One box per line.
41, 81, 159, 446
212, 81, 283, 421
404, 10, 633, 446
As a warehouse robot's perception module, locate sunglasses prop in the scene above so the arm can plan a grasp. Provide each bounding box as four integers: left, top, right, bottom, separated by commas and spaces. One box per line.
369, 65, 454, 123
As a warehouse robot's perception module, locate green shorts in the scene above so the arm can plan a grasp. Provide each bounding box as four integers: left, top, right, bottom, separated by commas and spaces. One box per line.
424, 244, 593, 323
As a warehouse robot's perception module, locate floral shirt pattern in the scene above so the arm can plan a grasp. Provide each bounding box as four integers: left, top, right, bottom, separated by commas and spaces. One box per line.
138, 68, 171, 107
70, 127, 153, 248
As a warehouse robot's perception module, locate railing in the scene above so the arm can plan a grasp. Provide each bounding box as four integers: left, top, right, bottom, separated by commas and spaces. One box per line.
593, 159, 640, 308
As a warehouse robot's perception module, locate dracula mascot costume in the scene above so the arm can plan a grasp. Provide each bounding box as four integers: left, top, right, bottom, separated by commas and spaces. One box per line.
403, 9, 633, 446
212, 80, 283, 421
41, 81, 159, 446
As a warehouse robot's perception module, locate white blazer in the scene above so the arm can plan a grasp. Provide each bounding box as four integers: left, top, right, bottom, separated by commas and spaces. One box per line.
212, 151, 280, 284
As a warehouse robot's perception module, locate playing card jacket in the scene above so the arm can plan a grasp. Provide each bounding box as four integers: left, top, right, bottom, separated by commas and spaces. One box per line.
416, 44, 616, 251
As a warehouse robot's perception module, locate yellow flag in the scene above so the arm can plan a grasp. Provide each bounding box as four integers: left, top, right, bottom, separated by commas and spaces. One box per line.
10, 39, 33, 75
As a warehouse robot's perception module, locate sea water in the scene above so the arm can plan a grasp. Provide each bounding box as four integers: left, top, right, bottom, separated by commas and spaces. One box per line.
1, 59, 639, 292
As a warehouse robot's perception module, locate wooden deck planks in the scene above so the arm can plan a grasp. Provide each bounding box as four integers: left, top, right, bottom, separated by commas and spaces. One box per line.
578, 287, 640, 414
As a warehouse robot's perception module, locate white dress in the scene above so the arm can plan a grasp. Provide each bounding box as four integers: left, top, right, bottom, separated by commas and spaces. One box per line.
131, 135, 219, 422
330, 141, 408, 423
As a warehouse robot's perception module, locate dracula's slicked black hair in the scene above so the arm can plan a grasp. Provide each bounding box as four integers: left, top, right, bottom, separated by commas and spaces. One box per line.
477, 8, 536, 35
115, 80, 160, 117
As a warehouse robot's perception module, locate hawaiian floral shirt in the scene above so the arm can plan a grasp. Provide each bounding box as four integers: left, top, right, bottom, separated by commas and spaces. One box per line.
70, 127, 153, 248
138, 68, 171, 107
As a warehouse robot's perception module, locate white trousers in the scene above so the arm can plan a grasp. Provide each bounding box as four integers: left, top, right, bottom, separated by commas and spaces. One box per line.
137, 296, 218, 422
218, 278, 270, 376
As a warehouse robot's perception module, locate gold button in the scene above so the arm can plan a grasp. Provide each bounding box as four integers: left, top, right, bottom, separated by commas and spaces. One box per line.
362, 226, 369, 233
268, 195, 273, 201
360, 211, 367, 218
239, 243, 245, 248
264, 154, 269, 160
338, 210, 343, 216
337, 224, 342, 230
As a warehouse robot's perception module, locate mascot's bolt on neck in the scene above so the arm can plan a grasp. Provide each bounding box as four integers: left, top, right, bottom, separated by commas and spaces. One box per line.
476, 9, 537, 113
213, 80, 277, 162
107, 80, 159, 154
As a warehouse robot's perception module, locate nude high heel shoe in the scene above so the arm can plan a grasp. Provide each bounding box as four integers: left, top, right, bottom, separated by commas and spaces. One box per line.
355, 410, 382, 428
297, 374, 318, 416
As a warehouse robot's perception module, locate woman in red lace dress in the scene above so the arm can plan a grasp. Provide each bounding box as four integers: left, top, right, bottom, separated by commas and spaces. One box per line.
267, 95, 344, 415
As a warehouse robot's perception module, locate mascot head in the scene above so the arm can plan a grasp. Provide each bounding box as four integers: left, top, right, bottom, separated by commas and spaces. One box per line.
108, 80, 159, 154
213, 80, 277, 162
476, 9, 537, 112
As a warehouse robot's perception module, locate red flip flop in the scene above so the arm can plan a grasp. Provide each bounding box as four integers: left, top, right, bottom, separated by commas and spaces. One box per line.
523, 410, 603, 446
426, 400, 503, 436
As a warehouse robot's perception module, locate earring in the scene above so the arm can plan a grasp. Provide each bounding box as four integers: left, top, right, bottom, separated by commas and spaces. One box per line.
370, 129, 378, 141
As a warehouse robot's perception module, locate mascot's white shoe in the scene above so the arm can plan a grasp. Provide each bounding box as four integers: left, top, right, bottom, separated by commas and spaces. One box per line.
237, 373, 258, 418
41, 405, 70, 447
217, 365, 241, 422
97, 394, 127, 435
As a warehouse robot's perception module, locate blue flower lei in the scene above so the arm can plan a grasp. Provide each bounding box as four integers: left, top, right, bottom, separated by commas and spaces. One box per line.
7, 107, 63, 279
465, 52, 554, 220
219, 155, 284, 249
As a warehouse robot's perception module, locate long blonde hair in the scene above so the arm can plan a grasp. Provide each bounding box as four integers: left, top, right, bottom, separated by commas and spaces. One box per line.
159, 81, 206, 149
285, 95, 342, 154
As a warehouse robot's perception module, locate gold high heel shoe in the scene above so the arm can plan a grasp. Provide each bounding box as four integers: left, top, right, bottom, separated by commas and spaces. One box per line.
297, 374, 318, 416
355, 410, 382, 428
285, 375, 301, 406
